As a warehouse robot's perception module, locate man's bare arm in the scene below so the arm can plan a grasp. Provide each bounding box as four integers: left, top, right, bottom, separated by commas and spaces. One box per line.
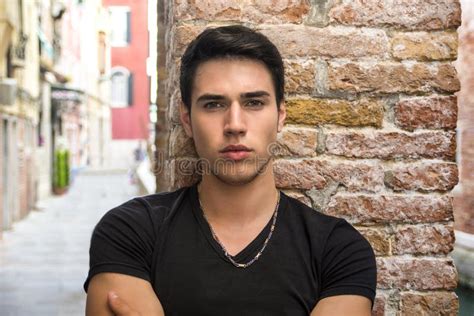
310, 295, 372, 316
85, 273, 165, 316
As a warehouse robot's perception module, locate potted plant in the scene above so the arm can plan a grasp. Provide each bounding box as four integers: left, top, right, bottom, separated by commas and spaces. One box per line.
53, 147, 70, 195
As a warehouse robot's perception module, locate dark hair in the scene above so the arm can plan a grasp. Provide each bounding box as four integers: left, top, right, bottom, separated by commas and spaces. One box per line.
180, 25, 285, 111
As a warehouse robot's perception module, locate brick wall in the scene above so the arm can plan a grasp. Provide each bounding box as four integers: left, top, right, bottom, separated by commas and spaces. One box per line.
157, 1, 461, 314
454, 0, 474, 235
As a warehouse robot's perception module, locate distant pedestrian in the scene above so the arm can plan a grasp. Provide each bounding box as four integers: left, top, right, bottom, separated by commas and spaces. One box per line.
129, 141, 146, 184
133, 141, 146, 163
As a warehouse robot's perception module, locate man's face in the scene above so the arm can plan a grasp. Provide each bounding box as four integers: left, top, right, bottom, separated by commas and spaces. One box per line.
180, 58, 286, 185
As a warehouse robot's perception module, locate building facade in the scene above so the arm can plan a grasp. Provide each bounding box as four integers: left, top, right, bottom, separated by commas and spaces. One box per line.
0, 0, 112, 237
50, 0, 112, 173
0, 0, 40, 231
103, 0, 150, 170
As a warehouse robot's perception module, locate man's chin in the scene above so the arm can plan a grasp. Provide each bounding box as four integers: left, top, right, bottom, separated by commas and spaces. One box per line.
213, 172, 260, 186
211, 158, 272, 186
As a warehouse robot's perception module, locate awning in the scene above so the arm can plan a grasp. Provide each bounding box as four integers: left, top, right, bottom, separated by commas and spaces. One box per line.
51, 85, 84, 103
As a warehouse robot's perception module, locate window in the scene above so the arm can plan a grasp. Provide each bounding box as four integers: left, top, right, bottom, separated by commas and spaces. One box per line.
110, 67, 133, 107
109, 6, 131, 46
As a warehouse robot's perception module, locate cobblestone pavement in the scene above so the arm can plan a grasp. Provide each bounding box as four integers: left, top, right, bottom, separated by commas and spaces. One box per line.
0, 171, 139, 316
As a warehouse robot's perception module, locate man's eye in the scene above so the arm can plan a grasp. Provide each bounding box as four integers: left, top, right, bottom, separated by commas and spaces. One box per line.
246, 100, 264, 107
203, 102, 224, 109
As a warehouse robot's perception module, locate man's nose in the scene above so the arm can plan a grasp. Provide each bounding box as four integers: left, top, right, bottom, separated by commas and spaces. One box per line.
223, 102, 247, 137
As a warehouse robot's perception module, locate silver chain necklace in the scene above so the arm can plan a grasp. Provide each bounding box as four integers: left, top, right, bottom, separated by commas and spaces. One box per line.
197, 188, 281, 268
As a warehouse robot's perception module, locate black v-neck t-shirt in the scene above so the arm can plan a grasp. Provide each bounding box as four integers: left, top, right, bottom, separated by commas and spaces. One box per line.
85, 184, 376, 315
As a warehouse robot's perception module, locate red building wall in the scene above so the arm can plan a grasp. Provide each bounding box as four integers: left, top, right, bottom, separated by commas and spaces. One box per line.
104, 0, 149, 140
454, 2, 474, 234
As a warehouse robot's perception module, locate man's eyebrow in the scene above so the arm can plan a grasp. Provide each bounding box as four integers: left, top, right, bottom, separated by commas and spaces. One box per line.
196, 94, 226, 103
196, 91, 270, 103
241, 91, 270, 98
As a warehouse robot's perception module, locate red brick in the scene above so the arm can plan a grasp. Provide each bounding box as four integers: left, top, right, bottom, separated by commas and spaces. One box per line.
392, 31, 458, 60
169, 125, 197, 158
325, 195, 453, 224
393, 224, 454, 255
273, 159, 384, 192
357, 227, 392, 256
372, 292, 389, 316
274, 159, 328, 190
377, 257, 457, 290
173, 0, 241, 22
259, 25, 389, 58
241, 0, 310, 24
174, 24, 206, 57
395, 95, 457, 130
274, 127, 318, 157
385, 163, 458, 192
325, 131, 456, 160
284, 59, 317, 94
329, 0, 461, 30
327, 61, 460, 94
400, 291, 458, 316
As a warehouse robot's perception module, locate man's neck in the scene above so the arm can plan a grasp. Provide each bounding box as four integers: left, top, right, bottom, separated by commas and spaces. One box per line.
197, 169, 279, 228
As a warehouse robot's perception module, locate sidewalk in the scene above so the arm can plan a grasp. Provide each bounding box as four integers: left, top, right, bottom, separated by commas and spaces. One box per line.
0, 171, 139, 316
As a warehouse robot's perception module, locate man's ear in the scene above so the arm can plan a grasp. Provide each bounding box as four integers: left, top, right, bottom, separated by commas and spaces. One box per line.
277, 101, 286, 133
179, 101, 193, 138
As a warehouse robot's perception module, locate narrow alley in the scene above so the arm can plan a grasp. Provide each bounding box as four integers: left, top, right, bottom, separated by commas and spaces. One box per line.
0, 171, 138, 316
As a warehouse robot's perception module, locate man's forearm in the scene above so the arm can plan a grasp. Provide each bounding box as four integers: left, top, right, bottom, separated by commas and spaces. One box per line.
86, 273, 165, 316
310, 295, 372, 316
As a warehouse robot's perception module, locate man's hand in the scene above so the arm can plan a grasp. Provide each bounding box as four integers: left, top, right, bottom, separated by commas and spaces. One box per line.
108, 291, 140, 316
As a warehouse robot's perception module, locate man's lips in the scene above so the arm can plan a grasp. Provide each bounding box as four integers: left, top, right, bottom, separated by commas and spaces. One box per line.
219, 145, 252, 160
220, 145, 252, 153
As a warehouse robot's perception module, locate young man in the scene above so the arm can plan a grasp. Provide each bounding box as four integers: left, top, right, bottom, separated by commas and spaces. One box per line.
85, 25, 376, 315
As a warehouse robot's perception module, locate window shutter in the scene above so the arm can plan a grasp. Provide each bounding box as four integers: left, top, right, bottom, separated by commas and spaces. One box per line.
128, 73, 134, 106
126, 11, 131, 43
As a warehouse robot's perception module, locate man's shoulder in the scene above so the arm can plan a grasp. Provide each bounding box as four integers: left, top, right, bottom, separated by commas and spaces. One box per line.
134, 185, 190, 211
101, 185, 191, 227
283, 193, 344, 229
283, 193, 370, 250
